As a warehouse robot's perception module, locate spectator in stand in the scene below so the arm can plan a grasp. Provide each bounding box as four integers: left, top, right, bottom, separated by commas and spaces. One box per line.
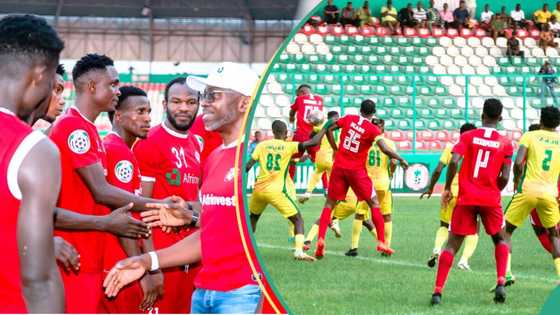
452, 0, 470, 31
506, 28, 524, 62
381, 0, 399, 34
479, 4, 494, 31
510, 3, 527, 29
550, 15, 560, 37
534, 4, 552, 31
412, 1, 428, 29
540, 24, 558, 55
323, 0, 340, 25
340, 2, 357, 26
356, 1, 374, 27
539, 61, 559, 106
398, 3, 416, 32
426, 0, 442, 32
248, 130, 263, 157
553, 2, 560, 24
440, 3, 454, 29
490, 6, 509, 42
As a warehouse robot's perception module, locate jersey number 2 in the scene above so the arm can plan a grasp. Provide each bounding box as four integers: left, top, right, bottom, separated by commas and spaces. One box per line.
473, 149, 490, 178
266, 153, 281, 171
543, 149, 553, 171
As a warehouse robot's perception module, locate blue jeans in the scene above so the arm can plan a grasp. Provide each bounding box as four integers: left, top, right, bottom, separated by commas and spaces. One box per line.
540, 81, 559, 106
191, 285, 261, 314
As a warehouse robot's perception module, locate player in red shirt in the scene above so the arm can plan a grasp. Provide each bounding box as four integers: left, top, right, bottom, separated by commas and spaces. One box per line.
133, 77, 203, 313
103, 62, 286, 314
48, 54, 167, 313
314, 100, 408, 259
431, 99, 513, 305
288, 84, 325, 180
0, 14, 65, 313
98, 85, 164, 312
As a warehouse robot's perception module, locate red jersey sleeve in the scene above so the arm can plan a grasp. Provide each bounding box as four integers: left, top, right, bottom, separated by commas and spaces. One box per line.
133, 138, 160, 182
452, 132, 470, 156
51, 117, 100, 169
290, 96, 300, 111
335, 115, 348, 128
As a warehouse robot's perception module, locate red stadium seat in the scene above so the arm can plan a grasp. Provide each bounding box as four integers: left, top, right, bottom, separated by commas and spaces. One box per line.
418, 130, 434, 141
460, 28, 473, 37
302, 24, 315, 35
474, 28, 487, 37
414, 141, 427, 151
317, 24, 329, 35
403, 27, 417, 37
398, 141, 412, 151
516, 29, 528, 38
346, 25, 358, 35
530, 29, 540, 38
418, 28, 430, 37
435, 130, 450, 143
388, 130, 406, 141
432, 27, 445, 37
509, 130, 523, 141
376, 26, 389, 36
450, 131, 460, 142
503, 28, 513, 38
446, 28, 459, 37
428, 140, 443, 151
332, 25, 344, 35
361, 26, 375, 36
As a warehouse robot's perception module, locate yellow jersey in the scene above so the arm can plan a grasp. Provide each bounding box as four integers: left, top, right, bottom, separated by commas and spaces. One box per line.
534, 10, 552, 24
252, 139, 300, 193
519, 130, 560, 197
366, 136, 395, 191
313, 123, 338, 165
440, 142, 459, 196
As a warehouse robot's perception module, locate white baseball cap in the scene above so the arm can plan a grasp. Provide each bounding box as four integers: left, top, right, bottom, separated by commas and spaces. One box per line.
186, 62, 259, 97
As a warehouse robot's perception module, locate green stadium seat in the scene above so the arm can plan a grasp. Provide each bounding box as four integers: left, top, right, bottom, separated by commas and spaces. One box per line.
374, 85, 387, 95
343, 65, 356, 73
332, 84, 342, 95
418, 47, 430, 56
300, 64, 311, 72
404, 47, 415, 56
286, 63, 297, 72
324, 35, 337, 45
352, 55, 366, 65
321, 54, 335, 64
427, 120, 441, 129
341, 96, 352, 107
451, 109, 463, 119
391, 108, 404, 118
323, 74, 336, 84
427, 98, 441, 108
347, 46, 358, 55
442, 98, 456, 108
389, 85, 405, 96
323, 95, 338, 107
426, 38, 438, 47
339, 35, 350, 45
397, 120, 412, 130
279, 53, 290, 63
345, 85, 358, 95
376, 108, 388, 117
368, 36, 380, 46
293, 54, 306, 63
359, 85, 373, 95
307, 73, 320, 84
354, 35, 366, 45
382, 37, 394, 46
337, 54, 350, 64
350, 75, 365, 84
434, 108, 447, 118
418, 108, 432, 118
314, 83, 327, 94
275, 73, 289, 83
368, 55, 380, 65
396, 37, 409, 46
376, 46, 387, 55
360, 46, 373, 55
312, 64, 328, 73
283, 83, 295, 94
382, 97, 396, 108
352, 97, 364, 107
415, 120, 427, 129
330, 64, 341, 73
367, 75, 380, 85
412, 37, 423, 46
358, 65, 372, 73
390, 47, 400, 55
308, 55, 320, 64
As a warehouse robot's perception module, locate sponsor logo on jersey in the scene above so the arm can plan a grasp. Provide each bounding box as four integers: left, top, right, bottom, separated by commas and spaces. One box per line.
201, 193, 236, 206
115, 160, 134, 183
68, 129, 91, 154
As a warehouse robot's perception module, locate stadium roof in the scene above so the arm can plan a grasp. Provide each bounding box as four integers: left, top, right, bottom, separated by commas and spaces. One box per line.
0, 0, 300, 20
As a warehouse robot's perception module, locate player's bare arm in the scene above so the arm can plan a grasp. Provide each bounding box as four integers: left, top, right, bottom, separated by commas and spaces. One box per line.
377, 138, 409, 169
512, 145, 527, 191
54, 236, 80, 273
421, 161, 446, 199
54, 204, 150, 238
299, 126, 328, 152
289, 108, 296, 123
18, 139, 64, 312
498, 156, 513, 191
77, 162, 169, 211
326, 119, 340, 151
443, 153, 462, 205
245, 158, 258, 172
104, 230, 202, 298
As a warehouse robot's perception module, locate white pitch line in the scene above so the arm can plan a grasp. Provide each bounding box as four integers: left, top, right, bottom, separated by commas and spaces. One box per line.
258, 243, 555, 284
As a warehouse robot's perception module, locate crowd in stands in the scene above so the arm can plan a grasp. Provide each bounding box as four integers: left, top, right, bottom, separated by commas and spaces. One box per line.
321, 0, 560, 41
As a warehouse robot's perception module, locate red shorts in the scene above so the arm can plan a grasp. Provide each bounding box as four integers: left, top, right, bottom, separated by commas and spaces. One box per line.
328, 166, 374, 201
61, 271, 103, 313
450, 204, 504, 236
530, 209, 543, 228
292, 132, 309, 159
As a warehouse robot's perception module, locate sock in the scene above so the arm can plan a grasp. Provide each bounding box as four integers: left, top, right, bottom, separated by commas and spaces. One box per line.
294, 234, 304, 252
306, 170, 322, 193
351, 219, 363, 249
434, 249, 455, 294
384, 221, 393, 248
317, 207, 333, 242
321, 172, 329, 190
537, 232, 553, 253
433, 227, 449, 255
554, 258, 560, 277
459, 234, 479, 263
495, 242, 509, 286
370, 207, 386, 243
306, 224, 319, 242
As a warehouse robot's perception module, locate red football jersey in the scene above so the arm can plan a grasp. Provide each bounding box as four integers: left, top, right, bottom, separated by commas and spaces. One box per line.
0, 108, 46, 313
190, 114, 222, 165
453, 127, 513, 207
290, 94, 323, 138
49, 106, 108, 273
100, 132, 143, 313
333, 114, 382, 170
133, 123, 202, 247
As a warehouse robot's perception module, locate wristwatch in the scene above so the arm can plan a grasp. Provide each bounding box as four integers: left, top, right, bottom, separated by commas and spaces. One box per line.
190, 211, 199, 227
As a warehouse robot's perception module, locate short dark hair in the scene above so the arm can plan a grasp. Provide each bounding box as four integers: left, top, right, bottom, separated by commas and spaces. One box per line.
72, 53, 114, 83
540, 106, 560, 129
327, 110, 339, 119
271, 120, 287, 136
297, 84, 311, 92
460, 123, 476, 134
164, 77, 186, 102
360, 99, 376, 116
56, 64, 65, 77
108, 85, 147, 122
372, 117, 385, 127
482, 98, 503, 120
0, 15, 64, 69
528, 123, 541, 131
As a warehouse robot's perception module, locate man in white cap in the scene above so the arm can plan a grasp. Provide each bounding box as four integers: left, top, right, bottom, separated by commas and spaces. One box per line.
103, 62, 279, 314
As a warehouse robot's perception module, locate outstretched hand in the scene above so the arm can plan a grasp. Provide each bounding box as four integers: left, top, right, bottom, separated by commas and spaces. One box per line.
103, 255, 150, 298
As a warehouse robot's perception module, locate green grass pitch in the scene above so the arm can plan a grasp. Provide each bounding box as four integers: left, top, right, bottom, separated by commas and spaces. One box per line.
252, 195, 556, 315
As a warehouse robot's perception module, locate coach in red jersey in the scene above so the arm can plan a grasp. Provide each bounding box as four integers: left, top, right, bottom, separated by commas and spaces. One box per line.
314, 100, 408, 259
48, 53, 169, 313
133, 77, 203, 313
431, 99, 513, 306
98, 85, 164, 312
288, 84, 324, 179
0, 14, 65, 313
103, 62, 284, 314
